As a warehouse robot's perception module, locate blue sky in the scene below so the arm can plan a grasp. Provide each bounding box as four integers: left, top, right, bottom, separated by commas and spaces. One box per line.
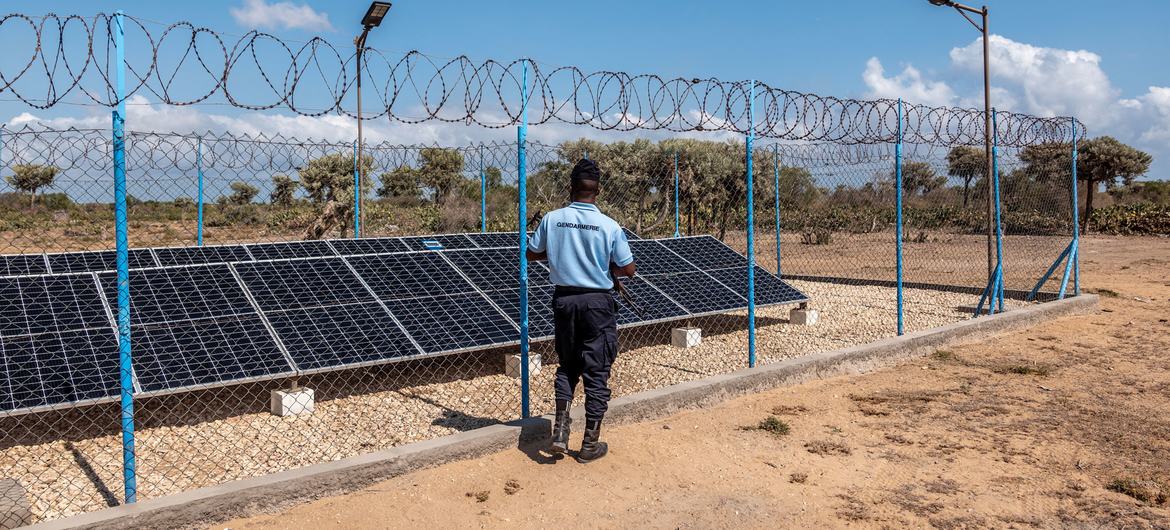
3, 0, 1168, 176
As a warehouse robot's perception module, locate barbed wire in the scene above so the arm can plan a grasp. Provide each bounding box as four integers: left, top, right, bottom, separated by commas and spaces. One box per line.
0, 12, 1085, 147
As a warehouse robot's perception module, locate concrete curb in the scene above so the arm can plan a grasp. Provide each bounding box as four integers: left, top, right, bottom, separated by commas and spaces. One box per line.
29, 294, 1098, 530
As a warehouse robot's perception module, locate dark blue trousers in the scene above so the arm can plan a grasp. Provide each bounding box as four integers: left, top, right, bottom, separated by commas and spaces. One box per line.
552, 288, 618, 422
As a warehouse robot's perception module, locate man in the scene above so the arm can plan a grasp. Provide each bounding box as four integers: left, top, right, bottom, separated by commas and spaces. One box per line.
527, 158, 635, 463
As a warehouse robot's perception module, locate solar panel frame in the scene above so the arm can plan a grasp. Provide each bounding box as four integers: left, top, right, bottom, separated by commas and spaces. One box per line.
265, 302, 423, 373
152, 244, 254, 267
97, 264, 259, 326
129, 315, 294, 394
485, 285, 555, 341
345, 251, 479, 301
658, 236, 749, 271
0, 254, 49, 277
401, 234, 477, 251
704, 266, 809, 306
45, 248, 158, 274
639, 271, 746, 315
382, 292, 519, 354
327, 237, 410, 256
0, 273, 113, 338
627, 240, 701, 275
233, 257, 377, 312
245, 240, 339, 261
441, 247, 551, 292
0, 327, 122, 412
465, 232, 522, 249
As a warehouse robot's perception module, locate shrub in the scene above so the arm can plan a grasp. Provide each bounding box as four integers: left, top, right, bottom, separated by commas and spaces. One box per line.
801, 228, 833, 245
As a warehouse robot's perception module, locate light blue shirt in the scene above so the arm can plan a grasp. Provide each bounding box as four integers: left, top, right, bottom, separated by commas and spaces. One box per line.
529, 202, 634, 290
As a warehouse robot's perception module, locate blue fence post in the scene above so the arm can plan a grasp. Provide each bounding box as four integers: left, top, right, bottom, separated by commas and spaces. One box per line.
746, 80, 757, 368
992, 109, 1005, 313
479, 144, 487, 233
196, 136, 204, 246
895, 98, 905, 336
1070, 117, 1080, 296
773, 143, 781, 276
111, 10, 137, 505
352, 140, 360, 238
517, 60, 531, 419
672, 150, 680, 238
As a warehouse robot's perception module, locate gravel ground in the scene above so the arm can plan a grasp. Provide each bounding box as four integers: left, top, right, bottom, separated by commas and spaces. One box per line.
0, 281, 1022, 523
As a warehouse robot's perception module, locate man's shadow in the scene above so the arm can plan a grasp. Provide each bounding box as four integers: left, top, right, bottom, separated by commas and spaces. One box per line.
514, 415, 569, 465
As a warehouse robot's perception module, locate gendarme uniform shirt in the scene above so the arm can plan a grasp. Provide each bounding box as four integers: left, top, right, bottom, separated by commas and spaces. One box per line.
528, 202, 634, 290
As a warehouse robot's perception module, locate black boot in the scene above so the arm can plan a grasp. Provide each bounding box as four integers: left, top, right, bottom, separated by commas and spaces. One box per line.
576, 419, 608, 463
550, 400, 571, 454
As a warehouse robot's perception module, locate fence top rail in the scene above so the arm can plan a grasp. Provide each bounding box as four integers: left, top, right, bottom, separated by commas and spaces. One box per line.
0, 12, 1084, 147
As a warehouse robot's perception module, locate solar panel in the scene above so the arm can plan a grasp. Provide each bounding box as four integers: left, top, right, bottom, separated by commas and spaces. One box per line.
46, 249, 157, 273
485, 285, 555, 340
130, 316, 292, 392
705, 266, 808, 306
97, 265, 257, 326
659, 236, 746, 271
622, 228, 641, 240
442, 247, 551, 292
266, 302, 420, 371
627, 240, 700, 275
346, 252, 477, 300
328, 237, 409, 256
0, 328, 120, 411
614, 276, 688, 325
0, 254, 48, 277
640, 272, 745, 315
401, 234, 476, 251
234, 258, 375, 311
465, 232, 522, 248
0, 274, 111, 337
383, 293, 517, 353
153, 245, 253, 267
246, 240, 338, 261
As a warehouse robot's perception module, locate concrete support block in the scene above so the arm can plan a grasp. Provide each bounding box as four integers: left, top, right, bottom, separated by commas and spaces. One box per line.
671, 327, 702, 348
270, 388, 315, 417
505, 353, 542, 378
789, 308, 819, 326
0, 478, 33, 529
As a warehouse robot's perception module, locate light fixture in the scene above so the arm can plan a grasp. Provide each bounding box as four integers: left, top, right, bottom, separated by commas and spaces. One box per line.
362, 2, 392, 28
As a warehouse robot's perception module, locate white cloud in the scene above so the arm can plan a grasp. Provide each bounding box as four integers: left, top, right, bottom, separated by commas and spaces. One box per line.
862, 57, 957, 107
230, 0, 334, 32
863, 35, 1170, 177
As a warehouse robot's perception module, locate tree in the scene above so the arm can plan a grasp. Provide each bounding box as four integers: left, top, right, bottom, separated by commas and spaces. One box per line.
300, 152, 373, 239
224, 181, 259, 205
377, 166, 420, 200
414, 147, 465, 205
6, 164, 58, 207
1021, 137, 1152, 233
894, 161, 946, 196
945, 146, 985, 207
1077, 136, 1152, 232
271, 174, 299, 206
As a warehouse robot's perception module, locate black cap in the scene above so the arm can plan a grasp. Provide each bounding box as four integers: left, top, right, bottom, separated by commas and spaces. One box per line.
570, 158, 600, 181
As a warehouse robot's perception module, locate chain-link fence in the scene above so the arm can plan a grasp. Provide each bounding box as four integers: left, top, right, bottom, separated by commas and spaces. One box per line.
0, 122, 1080, 524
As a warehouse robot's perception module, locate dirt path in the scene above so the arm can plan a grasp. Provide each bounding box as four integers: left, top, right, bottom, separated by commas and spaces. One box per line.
220, 235, 1170, 530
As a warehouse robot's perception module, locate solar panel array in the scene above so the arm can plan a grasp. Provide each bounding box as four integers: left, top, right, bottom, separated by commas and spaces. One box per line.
0, 233, 806, 414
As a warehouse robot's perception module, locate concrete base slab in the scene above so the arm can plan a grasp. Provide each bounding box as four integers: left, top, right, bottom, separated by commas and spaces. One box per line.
671, 327, 702, 348
270, 388, 315, 417
0, 478, 33, 529
789, 308, 819, 325
504, 353, 542, 378
30, 294, 1098, 530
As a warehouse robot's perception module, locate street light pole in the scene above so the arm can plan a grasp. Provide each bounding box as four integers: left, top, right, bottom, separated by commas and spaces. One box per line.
928, 0, 995, 280
354, 2, 392, 238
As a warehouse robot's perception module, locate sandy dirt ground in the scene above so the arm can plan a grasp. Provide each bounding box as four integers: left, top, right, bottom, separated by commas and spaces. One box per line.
218, 235, 1170, 530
